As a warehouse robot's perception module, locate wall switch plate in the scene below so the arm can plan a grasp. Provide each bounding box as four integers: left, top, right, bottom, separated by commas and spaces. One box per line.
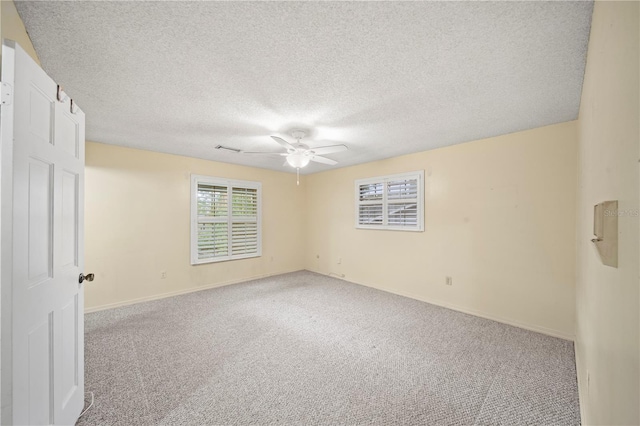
160, 271, 167, 279
445, 276, 452, 286
592, 200, 618, 267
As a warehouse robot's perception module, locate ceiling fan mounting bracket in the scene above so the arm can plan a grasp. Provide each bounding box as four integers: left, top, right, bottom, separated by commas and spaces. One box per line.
291, 130, 307, 140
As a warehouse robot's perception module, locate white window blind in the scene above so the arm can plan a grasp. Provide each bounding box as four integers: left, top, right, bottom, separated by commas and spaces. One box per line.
355, 171, 424, 231
191, 175, 261, 264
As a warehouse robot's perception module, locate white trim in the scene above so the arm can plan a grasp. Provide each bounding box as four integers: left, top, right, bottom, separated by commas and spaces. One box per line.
355, 170, 424, 232
84, 269, 303, 314
0, 42, 17, 425
190, 174, 262, 265
315, 270, 575, 341
86, 268, 575, 341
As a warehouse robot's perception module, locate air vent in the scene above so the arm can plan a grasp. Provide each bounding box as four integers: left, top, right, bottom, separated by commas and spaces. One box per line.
215, 145, 241, 153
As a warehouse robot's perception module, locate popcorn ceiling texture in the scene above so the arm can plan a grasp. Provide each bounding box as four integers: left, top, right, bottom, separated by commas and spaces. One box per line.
16, 1, 593, 174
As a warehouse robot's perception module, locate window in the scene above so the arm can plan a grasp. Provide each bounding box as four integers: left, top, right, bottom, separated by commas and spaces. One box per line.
355, 171, 424, 231
191, 175, 262, 264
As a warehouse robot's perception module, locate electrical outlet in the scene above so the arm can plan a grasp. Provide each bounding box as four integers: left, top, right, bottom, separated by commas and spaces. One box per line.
160, 271, 167, 279
445, 276, 452, 286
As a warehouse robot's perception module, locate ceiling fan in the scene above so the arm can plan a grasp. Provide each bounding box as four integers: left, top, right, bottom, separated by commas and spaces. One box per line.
242, 130, 348, 170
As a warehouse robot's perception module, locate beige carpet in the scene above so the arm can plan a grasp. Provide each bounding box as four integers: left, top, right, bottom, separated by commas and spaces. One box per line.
78, 271, 580, 425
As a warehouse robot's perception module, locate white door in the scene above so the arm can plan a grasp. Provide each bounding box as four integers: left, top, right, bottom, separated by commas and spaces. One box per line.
1, 40, 86, 425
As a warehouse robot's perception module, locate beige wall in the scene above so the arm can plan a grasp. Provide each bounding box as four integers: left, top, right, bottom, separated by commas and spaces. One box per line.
305, 121, 578, 339
575, 2, 640, 425
0, 0, 40, 64
84, 142, 306, 311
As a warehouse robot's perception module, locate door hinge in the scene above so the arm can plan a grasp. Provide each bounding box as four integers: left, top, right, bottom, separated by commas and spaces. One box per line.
1, 82, 13, 106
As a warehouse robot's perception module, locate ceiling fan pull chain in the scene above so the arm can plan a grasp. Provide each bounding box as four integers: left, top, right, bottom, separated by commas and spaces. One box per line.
296, 167, 300, 186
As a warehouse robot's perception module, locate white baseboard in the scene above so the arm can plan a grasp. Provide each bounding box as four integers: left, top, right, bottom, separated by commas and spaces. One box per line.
86, 268, 575, 341
314, 269, 575, 341
84, 269, 304, 314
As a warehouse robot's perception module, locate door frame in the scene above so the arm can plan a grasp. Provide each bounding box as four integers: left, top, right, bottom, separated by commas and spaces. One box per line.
0, 39, 18, 424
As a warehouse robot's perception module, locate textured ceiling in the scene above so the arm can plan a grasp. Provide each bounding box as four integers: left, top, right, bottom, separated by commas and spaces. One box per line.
16, 1, 593, 174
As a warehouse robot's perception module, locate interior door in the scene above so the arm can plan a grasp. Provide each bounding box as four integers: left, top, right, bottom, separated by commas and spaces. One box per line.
1, 40, 86, 425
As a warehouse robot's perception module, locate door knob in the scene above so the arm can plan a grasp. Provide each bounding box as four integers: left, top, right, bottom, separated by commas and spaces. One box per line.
79, 273, 95, 284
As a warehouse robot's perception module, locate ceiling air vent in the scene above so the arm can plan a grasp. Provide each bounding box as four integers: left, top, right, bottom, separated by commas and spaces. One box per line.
215, 145, 241, 153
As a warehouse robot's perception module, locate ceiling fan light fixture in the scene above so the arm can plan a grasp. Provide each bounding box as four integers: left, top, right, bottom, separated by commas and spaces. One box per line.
243, 132, 347, 174
286, 153, 310, 168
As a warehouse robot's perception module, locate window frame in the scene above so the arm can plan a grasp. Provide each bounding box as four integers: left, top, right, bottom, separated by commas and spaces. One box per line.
190, 174, 262, 265
354, 170, 424, 232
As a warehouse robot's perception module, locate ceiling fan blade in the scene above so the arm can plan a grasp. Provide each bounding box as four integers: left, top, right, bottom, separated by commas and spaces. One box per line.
310, 144, 348, 156
271, 136, 296, 151
310, 155, 338, 165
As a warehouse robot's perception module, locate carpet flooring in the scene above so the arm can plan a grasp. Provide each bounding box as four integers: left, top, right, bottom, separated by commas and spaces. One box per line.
78, 271, 580, 425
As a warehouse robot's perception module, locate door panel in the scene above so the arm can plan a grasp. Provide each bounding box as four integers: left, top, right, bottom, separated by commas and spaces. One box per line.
28, 88, 53, 144
60, 172, 78, 268
1, 40, 86, 426
55, 111, 79, 159
60, 296, 78, 408
27, 158, 53, 285
28, 316, 52, 426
